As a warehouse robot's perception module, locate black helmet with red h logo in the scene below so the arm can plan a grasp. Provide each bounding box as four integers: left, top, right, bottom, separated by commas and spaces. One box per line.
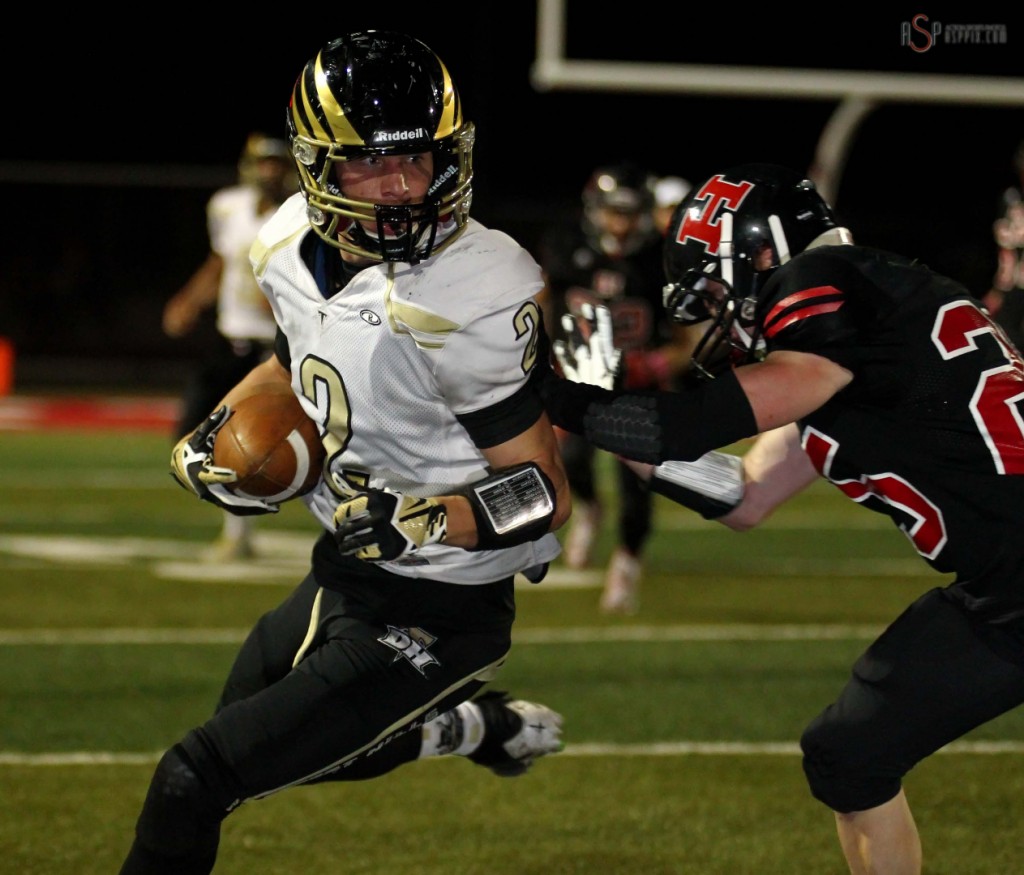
662, 163, 849, 377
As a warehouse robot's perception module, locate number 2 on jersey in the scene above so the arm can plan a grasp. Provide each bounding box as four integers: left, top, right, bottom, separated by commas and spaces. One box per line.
932, 300, 1024, 475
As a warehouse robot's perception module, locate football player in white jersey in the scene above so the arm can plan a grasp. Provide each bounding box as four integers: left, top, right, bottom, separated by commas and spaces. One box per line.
120, 31, 569, 874
162, 133, 296, 560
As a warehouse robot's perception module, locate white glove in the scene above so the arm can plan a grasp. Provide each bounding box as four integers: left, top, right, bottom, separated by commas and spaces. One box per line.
552, 303, 622, 390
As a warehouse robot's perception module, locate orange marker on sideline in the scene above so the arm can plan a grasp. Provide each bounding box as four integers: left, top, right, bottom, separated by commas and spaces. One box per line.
0, 338, 13, 396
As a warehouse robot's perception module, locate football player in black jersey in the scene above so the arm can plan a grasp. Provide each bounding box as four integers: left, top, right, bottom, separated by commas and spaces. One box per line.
537, 163, 694, 613
545, 163, 1024, 874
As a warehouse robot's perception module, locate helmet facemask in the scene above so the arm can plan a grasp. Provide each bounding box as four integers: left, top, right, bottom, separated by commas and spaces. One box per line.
291, 125, 474, 264
664, 272, 765, 380
664, 210, 772, 378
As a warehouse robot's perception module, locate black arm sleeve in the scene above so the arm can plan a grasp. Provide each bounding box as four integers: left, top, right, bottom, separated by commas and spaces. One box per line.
274, 328, 291, 369
455, 378, 544, 449
540, 369, 758, 465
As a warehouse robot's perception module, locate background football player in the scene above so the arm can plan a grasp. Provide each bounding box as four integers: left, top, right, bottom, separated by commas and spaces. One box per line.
547, 163, 1024, 875
983, 139, 1024, 353
537, 163, 693, 614
162, 133, 296, 561
121, 31, 569, 874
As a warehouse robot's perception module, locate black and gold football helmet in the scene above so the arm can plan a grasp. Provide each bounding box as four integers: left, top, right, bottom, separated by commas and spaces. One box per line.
287, 31, 474, 264
662, 163, 851, 377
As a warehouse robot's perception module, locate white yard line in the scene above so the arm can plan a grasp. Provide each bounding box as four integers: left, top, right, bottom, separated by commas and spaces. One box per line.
2, 622, 1017, 766
0, 624, 885, 646
3, 740, 1022, 766
0, 532, 934, 585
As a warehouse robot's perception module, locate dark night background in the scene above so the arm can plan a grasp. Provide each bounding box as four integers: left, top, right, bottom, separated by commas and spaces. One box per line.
2, 4, 1022, 391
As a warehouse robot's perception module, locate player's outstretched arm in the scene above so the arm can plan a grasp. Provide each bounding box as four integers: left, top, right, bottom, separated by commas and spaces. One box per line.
712, 423, 818, 531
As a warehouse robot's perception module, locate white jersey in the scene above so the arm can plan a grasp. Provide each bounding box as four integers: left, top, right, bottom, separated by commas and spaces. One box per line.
208, 185, 278, 343
251, 193, 561, 584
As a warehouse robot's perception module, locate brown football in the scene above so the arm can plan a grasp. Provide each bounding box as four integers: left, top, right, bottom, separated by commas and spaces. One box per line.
213, 384, 325, 502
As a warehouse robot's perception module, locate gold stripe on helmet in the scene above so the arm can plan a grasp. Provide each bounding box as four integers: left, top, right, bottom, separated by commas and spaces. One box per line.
314, 51, 362, 145
289, 72, 323, 142
436, 57, 462, 139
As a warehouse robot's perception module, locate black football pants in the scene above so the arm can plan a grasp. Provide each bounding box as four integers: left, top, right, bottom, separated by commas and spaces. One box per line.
196, 545, 515, 801
122, 539, 515, 872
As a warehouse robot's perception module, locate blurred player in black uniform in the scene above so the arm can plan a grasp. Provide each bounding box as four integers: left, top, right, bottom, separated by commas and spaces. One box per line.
546, 163, 1024, 873
982, 140, 1024, 352
537, 163, 692, 613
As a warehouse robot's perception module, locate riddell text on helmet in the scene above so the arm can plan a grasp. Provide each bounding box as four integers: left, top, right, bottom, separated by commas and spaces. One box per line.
375, 128, 427, 142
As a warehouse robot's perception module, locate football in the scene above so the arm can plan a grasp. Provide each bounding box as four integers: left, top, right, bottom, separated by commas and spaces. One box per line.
213, 384, 325, 502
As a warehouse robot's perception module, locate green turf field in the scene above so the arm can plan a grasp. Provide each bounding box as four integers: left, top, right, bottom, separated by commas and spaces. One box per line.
2, 429, 1023, 874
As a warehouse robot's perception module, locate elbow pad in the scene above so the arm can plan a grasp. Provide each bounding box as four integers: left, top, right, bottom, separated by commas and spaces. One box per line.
462, 462, 556, 551
581, 369, 758, 464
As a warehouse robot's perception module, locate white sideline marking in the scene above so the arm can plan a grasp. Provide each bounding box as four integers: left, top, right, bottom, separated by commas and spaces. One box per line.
0, 628, 252, 645
0, 624, 884, 646
3, 740, 1024, 766
0, 472, 169, 489
514, 624, 883, 643
564, 741, 1024, 756
0, 533, 935, 585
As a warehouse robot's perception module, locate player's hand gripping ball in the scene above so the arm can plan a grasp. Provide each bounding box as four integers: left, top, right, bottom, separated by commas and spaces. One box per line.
212, 384, 325, 503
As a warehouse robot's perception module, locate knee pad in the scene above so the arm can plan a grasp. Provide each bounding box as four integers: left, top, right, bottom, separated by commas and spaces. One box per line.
802, 586, 1024, 814
800, 709, 903, 814
134, 745, 223, 858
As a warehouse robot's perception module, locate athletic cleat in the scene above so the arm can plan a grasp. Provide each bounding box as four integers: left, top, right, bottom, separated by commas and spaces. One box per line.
599, 547, 641, 615
563, 500, 602, 569
468, 691, 564, 777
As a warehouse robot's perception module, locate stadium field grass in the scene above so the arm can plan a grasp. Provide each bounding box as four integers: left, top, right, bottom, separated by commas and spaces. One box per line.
2, 429, 1023, 873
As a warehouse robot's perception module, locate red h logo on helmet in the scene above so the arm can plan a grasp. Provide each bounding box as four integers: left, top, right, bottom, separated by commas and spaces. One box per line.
675, 175, 754, 255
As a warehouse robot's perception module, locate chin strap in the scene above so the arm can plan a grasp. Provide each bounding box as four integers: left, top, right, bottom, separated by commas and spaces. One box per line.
807, 227, 854, 250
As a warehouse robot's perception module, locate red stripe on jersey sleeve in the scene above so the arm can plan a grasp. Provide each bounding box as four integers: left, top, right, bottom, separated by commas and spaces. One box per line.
763, 286, 844, 337
764, 300, 844, 339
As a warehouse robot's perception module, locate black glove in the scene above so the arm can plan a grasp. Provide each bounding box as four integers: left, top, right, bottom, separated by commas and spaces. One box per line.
333, 487, 447, 561
170, 406, 279, 516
